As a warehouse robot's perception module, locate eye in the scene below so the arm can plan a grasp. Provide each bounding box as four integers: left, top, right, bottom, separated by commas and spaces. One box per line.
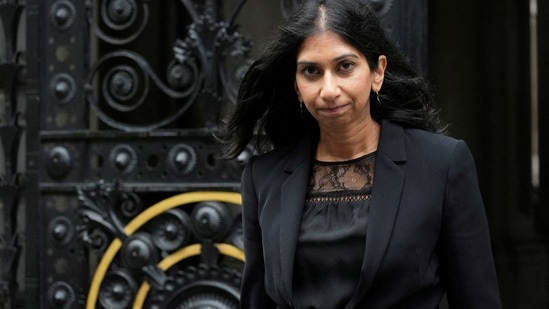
338, 61, 355, 72
300, 66, 320, 77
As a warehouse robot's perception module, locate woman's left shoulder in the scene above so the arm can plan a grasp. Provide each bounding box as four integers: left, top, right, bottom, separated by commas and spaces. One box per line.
400, 124, 473, 161
380, 121, 474, 160
404, 126, 460, 148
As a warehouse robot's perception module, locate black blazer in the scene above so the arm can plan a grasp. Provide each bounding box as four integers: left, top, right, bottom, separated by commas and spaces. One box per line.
239, 121, 502, 309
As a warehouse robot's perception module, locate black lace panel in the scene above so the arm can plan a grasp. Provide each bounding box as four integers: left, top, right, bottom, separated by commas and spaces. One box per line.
306, 152, 375, 202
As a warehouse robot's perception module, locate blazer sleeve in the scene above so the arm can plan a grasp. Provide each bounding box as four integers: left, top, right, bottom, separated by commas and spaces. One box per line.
239, 156, 277, 309
441, 140, 502, 308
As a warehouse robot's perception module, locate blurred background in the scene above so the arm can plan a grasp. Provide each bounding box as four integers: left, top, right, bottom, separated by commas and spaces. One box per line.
0, 0, 546, 308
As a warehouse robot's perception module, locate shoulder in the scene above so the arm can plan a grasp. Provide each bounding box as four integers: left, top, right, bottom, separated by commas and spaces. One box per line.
246, 143, 295, 170
404, 126, 460, 151
383, 120, 461, 150
380, 121, 473, 166
244, 132, 316, 176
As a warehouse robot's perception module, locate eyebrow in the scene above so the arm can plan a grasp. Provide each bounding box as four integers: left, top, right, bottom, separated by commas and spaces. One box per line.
296, 53, 360, 66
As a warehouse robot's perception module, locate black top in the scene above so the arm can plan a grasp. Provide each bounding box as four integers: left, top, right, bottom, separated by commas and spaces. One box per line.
292, 152, 376, 309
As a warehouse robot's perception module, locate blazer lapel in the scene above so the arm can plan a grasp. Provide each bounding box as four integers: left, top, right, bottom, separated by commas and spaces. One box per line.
278, 132, 316, 302
346, 121, 406, 308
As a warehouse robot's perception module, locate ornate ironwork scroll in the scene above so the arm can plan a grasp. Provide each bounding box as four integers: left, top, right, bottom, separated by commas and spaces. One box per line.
0, 1, 24, 308
76, 182, 243, 308
71, 1, 251, 308
85, 0, 252, 131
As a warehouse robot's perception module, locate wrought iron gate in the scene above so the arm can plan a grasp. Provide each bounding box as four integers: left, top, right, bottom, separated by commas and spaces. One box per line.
0, 0, 426, 308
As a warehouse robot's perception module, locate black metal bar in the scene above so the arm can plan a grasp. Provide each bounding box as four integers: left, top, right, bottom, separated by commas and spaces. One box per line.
24, 1, 41, 308
538, 0, 549, 235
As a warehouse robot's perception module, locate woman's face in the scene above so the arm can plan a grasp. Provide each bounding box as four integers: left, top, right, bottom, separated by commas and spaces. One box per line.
295, 31, 386, 128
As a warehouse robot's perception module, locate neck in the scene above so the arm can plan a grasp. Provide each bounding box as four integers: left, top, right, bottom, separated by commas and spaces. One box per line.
316, 120, 380, 162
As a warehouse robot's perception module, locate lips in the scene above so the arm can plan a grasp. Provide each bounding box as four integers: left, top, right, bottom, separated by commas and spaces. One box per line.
319, 104, 349, 114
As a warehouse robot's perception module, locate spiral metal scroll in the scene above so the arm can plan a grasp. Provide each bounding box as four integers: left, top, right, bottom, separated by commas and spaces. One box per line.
86, 0, 149, 45
85, 0, 252, 131
76, 185, 244, 309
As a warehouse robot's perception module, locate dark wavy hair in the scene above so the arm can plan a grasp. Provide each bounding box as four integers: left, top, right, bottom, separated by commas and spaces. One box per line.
220, 0, 446, 159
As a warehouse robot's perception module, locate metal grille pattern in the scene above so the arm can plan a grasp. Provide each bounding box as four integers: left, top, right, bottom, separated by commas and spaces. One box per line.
39, 1, 251, 308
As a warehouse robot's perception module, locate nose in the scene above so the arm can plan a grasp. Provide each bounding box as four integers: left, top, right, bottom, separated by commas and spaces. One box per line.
320, 73, 340, 101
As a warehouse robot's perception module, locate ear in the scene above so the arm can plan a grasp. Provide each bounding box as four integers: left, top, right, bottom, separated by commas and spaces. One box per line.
372, 55, 387, 92
294, 80, 302, 103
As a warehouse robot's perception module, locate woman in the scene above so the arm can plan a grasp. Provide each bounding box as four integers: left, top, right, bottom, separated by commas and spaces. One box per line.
221, 0, 502, 308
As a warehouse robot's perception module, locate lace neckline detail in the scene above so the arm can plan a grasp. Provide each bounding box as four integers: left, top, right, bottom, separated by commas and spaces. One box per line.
308, 152, 376, 194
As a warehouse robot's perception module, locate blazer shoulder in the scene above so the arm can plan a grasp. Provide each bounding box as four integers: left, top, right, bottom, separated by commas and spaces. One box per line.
380, 121, 464, 162
402, 127, 478, 172
244, 131, 316, 174
404, 126, 460, 151
246, 143, 295, 172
